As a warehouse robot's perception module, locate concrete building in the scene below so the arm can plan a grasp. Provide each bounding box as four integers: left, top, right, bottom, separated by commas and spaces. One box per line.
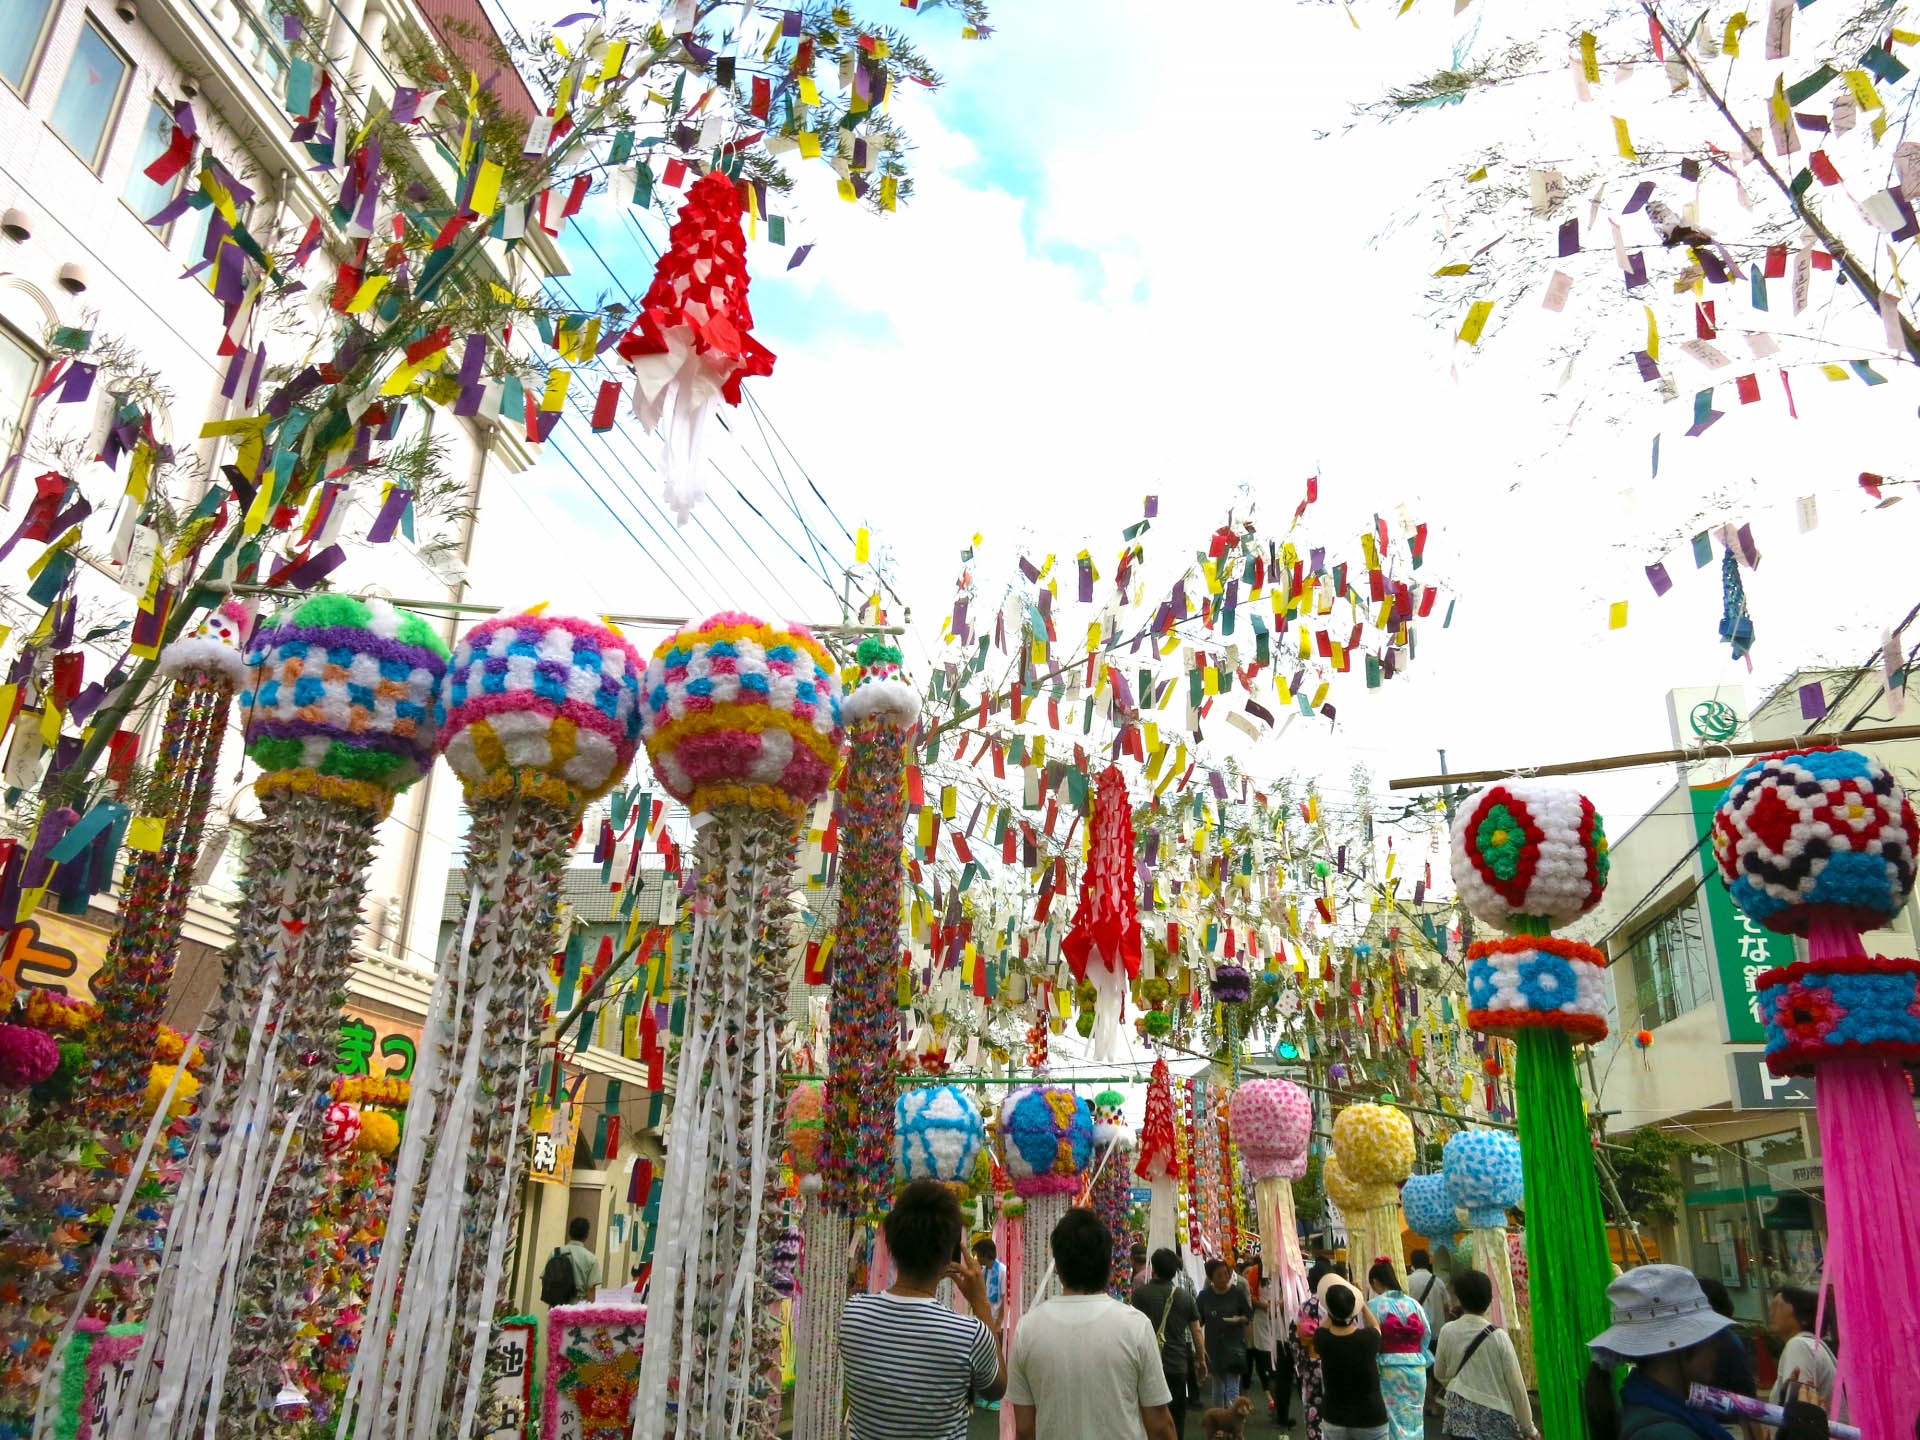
1580, 670, 1920, 1320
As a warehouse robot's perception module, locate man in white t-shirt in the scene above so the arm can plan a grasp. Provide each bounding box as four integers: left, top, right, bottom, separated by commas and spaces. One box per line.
1009, 1209, 1178, 1440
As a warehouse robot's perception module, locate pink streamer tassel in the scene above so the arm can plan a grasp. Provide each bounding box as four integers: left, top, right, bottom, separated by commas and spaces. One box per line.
999, 1217, 1024, 1440
1806, 915, 1920, 1436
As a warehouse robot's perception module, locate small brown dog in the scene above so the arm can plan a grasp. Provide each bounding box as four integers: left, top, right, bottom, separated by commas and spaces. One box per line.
1200, 1393, 1253, 1439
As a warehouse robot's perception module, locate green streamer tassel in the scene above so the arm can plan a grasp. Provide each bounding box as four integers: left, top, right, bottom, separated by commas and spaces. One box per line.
1514, 1024, 1615, 1440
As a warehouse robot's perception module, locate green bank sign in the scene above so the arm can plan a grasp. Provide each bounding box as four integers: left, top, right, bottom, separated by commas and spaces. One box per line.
1688, 778, 1796, 1045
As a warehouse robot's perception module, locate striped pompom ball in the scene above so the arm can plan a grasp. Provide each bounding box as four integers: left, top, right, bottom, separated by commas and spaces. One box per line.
440, 613, 644, 807
638, 611, 846, 817
240, 594, 450, 810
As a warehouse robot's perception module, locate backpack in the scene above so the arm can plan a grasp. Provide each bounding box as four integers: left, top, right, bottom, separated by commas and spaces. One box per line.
541, 1246, 579, 1307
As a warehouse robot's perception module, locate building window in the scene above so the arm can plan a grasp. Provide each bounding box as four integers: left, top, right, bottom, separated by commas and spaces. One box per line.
49, 21, 132, 171
123, 98, 184, 234
0, 0, 56, 95
1626, 899, 1715, 1028
0, 323, 45, 504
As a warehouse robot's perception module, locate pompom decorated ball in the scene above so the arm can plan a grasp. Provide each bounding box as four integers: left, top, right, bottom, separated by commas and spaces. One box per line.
1400, 1173, 1458, 1242
1000, 1085, 1095, 1197
321, 1101, 362, 1157
1443, 1128, 1524, 1228
1452, 781, 1609, 931
159, 598, 252, 687
147, 1064, 200, 1119
356, 1109, 401, 1156
1228, 1078, 1312, 1182
1713, 748, 1920, 1074
1091, 1088, 1129, 1146
1211, 963, 1252, 1005
639, 612, 846, 818
439, 613, 643, 808
896, 1084, 987, 1189
785, 1084, 826, 1190
1331, 1103, 1415, 1187
841, 636, 920, 730
0, 1023, 60, 1088
241, 595, 452, 811
1465, 935, 1611, 1043
1712, 748, 1919, 935
1322, 1150, 1372, 1215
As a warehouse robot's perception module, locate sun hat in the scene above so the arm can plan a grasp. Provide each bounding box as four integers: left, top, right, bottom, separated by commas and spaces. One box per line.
1587, 1265, 1734, 1364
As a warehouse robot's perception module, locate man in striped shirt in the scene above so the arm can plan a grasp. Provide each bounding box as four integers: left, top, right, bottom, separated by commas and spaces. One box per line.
841, 1179, 1006, 1439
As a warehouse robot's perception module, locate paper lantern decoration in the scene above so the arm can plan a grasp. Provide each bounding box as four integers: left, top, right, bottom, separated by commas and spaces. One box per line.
321, 1101, 363, 1157
638, 611, 845, 818
1713, 747, 1920, 1437
0, 1023, 59, 1088
1452, 780, 1609, 931
355, 1109, 401, 1157
894, 1084, 985, 1188
241, 593, 451, 811
1400, 1174, 1457, 1243
615, 170, 776, 522
1062, 767, 1143, 1059
785, 1084, 826, 1191
440, 612, 644, 807
1454, 780, 1612, 1440
1135, 1059, 1181, 1255
1444, 1129, 1525, 1227
1000, 1086, 1094, 1197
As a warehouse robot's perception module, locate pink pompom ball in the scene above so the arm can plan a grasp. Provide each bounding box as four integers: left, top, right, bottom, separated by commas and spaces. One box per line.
0, 1023, 61, 1088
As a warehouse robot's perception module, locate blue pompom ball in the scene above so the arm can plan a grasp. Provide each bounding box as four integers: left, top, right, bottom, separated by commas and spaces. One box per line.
895, 1084, 986, 1186
1400, 1173, 1458, 1242
1444, 1129, 1523, 1227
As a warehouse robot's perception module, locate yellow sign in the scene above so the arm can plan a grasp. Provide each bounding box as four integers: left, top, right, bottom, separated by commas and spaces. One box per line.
529, 1101, 583, 1186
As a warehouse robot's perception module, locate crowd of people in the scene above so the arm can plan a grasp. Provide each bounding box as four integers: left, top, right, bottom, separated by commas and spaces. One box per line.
835, 1182, 1846, 1440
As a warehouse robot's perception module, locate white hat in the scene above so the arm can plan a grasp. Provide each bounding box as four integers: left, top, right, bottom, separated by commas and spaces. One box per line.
1587, 1265, 1733, 1364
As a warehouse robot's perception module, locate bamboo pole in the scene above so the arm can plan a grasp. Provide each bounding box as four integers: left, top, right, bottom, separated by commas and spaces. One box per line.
1387, 722, 1920, 791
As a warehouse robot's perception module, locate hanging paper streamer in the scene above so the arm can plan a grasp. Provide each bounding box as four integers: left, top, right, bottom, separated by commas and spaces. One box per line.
788, 1084, 848, 1440
1090, 1092, 1134, 1297
632, 613, 845, 1440
1322, 1150, 1372, 1269
1229, 1078, 1312, 1327
342, 611, 641, 1440
1062, 767, 1142, 1060
1443, 1128, 1531, 1380
1713, 747, 1920, 1438
1454, 780, 1613, 1440
118, 595, 448, 1439
615, 172, 775, 522
1135, 1059, 1182, 1256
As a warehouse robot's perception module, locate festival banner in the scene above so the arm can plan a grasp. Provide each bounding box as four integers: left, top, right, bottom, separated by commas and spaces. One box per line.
479, 1315, 536, 1439
544, 1303, 647, 1440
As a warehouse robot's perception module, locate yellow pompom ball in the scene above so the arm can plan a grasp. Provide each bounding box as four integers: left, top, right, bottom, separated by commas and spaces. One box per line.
147, 1065, 200, 1119
1332, 1103, 1415, 1186
1322, 1150, 1368, 1213
356, 1109, 401, 1156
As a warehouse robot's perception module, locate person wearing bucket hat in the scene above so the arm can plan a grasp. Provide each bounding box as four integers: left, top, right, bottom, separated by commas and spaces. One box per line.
1582, 1266, 1735, 1439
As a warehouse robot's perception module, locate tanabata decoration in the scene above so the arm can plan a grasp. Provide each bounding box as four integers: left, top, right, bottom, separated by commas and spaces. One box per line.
544, 1303, 648, 1440
1229, 1079, 1312, 1324
798, 638, 912, 1440
1321, 1150, 1371, 1265
788, 1081, 844, 1440
122, 595, 448, 1440
1443, 1129, 1529, 1372
894, 1084, 986, 1194
1135, 1059, 1182, 1255
1331, 1102, 1413, 1276
1062, 767, 1142, 1060
0, 1023, 60, 1088
1088, 1090, 1134, 1299
84, 600, 249, 1130
345, 612, 641, 1440
1712, 747, 1920, 1437
1002, 1085, 1094, 1306
1399, 1175, 1456, 1246
615, 171, 774, 524
632, 612, 845, 1440
1210, 964, 1253, 1005
785, 1084, 826, 1193
1454, 781, 1612, 1440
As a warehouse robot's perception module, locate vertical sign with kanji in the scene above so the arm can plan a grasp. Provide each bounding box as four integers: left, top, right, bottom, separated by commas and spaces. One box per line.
1689, 779, 1795, 1044
478, 1317, 535, 1439
528, 1101, 582, 1186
